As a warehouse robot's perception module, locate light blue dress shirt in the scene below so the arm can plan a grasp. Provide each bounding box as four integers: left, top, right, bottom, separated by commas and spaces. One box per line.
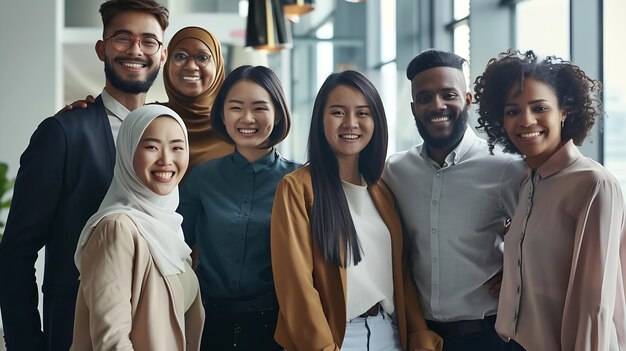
382, 127, 526, 321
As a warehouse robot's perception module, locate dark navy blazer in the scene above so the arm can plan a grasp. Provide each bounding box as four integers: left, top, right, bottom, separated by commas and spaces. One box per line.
0, 96, 115, 350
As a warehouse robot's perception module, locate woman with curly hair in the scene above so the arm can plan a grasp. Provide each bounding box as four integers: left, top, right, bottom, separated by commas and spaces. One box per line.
474, 49, 626, 351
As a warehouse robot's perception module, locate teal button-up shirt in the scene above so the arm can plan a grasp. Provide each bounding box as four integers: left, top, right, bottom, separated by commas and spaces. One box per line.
178, 149, 300, 299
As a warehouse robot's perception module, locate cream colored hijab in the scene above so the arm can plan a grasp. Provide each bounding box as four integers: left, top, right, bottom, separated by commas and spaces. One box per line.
75, 105, 192, 276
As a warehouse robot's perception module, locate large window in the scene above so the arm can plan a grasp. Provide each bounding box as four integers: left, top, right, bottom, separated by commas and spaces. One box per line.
516, 0, 570, 59
604, 0, 626, 191
452, 0, 470, 62
451, 0, 470, 85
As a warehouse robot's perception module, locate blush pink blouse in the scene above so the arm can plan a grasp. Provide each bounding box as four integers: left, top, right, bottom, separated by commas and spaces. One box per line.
496, 140, 626, 351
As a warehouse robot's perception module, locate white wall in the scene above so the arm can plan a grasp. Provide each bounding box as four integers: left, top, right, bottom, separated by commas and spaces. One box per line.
0, 0, 62, 175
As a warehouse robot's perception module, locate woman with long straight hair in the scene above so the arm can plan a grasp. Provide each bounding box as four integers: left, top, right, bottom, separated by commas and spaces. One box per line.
270, 70, 442, 351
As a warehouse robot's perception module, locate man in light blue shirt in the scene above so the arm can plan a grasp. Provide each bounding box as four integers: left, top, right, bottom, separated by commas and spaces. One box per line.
382, 49, 526, 350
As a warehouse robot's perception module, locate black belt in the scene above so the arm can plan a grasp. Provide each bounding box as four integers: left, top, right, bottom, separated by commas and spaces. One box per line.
426, 315, 497, 338
204, 291, 278, 313
358, 303, 381, 318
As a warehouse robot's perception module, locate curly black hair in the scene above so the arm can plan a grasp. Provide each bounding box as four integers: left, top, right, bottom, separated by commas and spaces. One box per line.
474, 49, 602, 155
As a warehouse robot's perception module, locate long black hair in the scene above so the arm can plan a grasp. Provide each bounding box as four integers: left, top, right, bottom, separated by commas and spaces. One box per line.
308, 70, 388, 267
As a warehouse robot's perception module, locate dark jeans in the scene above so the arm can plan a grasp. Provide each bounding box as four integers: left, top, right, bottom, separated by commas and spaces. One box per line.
201, 296, 281, 351
426, 315, 509, 351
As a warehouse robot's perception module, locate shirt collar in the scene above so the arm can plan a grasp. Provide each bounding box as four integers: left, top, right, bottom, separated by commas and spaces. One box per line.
231, 148, 278, 172
101, 88, 131, 121
418, 125, 476, 166
535, 140, 582, 179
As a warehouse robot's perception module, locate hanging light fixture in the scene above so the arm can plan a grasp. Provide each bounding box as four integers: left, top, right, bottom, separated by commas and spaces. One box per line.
283, 0, 314, 16
246, 0, 293, 52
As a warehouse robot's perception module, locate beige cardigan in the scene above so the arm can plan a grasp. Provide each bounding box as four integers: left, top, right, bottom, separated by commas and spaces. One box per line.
71, 214, 204, 351
271, 166, 443, 351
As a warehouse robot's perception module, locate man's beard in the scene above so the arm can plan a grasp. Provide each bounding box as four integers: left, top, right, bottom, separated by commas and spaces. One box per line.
415, 106, 469, 150
104, 58, 159, 94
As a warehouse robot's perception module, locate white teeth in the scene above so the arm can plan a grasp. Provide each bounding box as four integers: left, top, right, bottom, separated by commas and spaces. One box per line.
520, 131, 541, 139
122, 62, 144, 68
238, 128, 257, 134
340, 134, 359, 140
430, 116, 450, 123
153, 171, 174, 180
182, 76, 200, 81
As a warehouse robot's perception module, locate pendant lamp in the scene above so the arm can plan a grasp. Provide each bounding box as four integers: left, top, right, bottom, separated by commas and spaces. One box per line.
283, 0, 314, 16
246, 0, 293, 52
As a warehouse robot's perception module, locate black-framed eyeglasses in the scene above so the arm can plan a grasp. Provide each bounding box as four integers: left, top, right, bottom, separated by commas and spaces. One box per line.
171, 52, 213, 68
104, 33, 163, 55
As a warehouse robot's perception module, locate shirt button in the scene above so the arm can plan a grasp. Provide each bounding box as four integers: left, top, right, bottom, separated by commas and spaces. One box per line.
432, 200, 438, 206
433, 283, 438, 289
435, 172, 441, 177
431, 228, 437, 233
433, 258, 437, 263
517, 286, 520, 293
517, 259, 521, 267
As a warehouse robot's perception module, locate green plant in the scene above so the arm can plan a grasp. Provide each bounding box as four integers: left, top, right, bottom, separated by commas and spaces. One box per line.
0, 162, 15, 241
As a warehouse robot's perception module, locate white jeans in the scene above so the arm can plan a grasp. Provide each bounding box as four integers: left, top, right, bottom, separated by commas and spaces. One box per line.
341, 313, 403, 351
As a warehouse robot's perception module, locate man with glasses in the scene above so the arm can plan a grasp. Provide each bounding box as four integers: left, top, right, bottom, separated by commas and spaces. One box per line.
0, 1, 168, 349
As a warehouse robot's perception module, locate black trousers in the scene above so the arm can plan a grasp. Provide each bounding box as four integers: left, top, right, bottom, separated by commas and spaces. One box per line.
201, 306, 281, 351
426, 315, 510, 351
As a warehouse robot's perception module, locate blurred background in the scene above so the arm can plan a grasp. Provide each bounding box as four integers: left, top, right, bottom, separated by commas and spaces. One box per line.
0, 0, 624, 343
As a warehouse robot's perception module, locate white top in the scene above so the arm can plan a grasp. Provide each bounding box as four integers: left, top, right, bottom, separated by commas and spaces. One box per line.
101, 88, 130, 144
382, 127, 526, 321
342, 179, 395, 321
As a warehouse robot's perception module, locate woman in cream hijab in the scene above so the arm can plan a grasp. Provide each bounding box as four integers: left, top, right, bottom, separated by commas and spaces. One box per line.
71, 104, 203, 351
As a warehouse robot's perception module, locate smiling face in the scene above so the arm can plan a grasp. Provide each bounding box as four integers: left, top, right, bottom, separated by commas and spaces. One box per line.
323, 85, 375, 165
167, 38, 217, 97
411, 66, 471, 151
133, 117, 188, 196
503, 77, 565, 169
223, 80, 276, 162
96, 11, 167, 95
